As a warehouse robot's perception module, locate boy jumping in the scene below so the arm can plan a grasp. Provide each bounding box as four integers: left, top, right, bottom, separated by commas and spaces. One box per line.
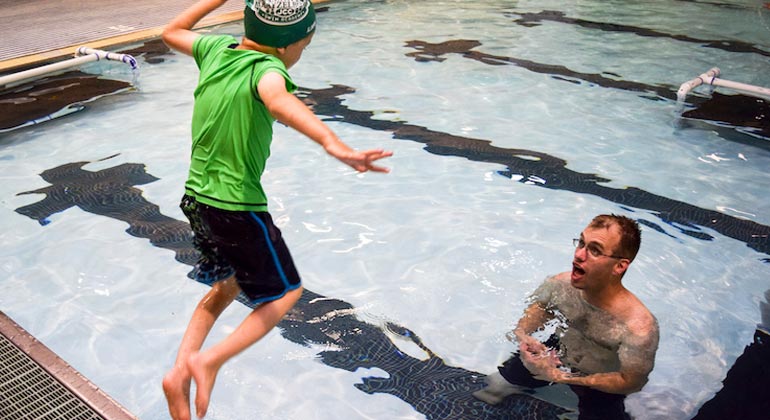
161, 1, 392, 418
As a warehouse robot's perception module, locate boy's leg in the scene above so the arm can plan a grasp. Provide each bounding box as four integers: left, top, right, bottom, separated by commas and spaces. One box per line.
474, 335, 562, 405
189, 286, 303, 419
472, 370, 529, 404
473, 352, 550, 405
163, 276, 240, 420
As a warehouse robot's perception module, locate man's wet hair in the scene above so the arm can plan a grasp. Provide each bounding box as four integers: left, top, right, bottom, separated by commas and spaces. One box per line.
588, 214, 641, 261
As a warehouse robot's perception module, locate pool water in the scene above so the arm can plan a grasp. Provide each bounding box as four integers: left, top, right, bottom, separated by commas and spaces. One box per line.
1, 0, 769, 419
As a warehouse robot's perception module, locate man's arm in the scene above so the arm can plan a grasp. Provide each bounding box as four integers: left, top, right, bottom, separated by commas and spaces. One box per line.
522, 316, 659, 395
162, 0, 229, 56
258, 72, 392, 172
549, 365, 648, 394
510, 273, 566, 353
510, 301, 553, 354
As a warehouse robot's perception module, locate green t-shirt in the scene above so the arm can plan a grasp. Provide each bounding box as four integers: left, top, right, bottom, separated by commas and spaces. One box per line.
185, 34, 297, 211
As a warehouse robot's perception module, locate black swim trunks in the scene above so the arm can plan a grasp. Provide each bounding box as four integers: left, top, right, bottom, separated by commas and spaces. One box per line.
180, 195, 301, 303
181, 195, 236, 285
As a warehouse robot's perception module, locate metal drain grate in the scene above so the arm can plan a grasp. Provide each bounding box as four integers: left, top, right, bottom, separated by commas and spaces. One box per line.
0, 312, 137, 420
0, 334, 104, 420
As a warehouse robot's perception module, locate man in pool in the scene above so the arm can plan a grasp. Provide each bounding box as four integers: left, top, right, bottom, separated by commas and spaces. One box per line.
160, 1, 392, 419
473, 214, 659, 419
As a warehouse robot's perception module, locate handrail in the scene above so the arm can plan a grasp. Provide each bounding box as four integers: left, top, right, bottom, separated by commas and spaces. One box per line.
0, 46, 137, 88
75, 46, 137, 69
677, 67, 721, 102
677, 67, 770, 101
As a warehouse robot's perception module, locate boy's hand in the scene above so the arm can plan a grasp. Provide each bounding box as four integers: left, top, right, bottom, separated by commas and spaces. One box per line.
325, 142, 393, 173
162, 0, 230, 56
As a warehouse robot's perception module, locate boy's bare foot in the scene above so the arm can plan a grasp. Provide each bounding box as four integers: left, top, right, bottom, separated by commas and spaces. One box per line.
188, 351, 221, 419
162, 366, 192, 420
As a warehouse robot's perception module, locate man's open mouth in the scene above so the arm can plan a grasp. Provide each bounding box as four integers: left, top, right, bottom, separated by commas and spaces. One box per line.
572, 263, 585, 276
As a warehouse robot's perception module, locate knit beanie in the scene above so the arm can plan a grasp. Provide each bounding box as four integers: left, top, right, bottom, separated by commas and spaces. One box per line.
244, 0, 316, 48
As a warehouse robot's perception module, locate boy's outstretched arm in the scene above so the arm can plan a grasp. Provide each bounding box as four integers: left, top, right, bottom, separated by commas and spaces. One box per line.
258, 72, 393, 173
162, 0, 229, 56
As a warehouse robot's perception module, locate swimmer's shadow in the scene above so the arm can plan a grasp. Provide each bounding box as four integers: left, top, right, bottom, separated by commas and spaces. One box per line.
279, 289, 573, 419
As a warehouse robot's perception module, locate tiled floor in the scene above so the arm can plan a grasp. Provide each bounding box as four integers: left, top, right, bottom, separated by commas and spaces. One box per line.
0, 0, 245, 70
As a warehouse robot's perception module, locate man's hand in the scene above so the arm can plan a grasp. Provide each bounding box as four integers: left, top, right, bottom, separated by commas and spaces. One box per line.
514, 333, 547, 354
519, 341, 570, 383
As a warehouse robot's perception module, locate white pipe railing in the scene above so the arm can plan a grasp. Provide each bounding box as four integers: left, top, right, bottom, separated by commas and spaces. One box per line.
0, 46, 137, 88
677, 67, 770, 101
710, 78, 770, 99
75, 46, 137, 69
677, 67, 721, 102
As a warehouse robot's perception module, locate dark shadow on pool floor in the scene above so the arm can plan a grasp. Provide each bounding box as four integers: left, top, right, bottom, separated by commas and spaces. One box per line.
505, 10, 770, 58
297, 84, 770, 262
403, 39, 770, 147
13, 157, 573, 420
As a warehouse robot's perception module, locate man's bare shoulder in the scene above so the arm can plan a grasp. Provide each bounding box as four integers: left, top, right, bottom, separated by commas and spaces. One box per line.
624, 295, 658, 339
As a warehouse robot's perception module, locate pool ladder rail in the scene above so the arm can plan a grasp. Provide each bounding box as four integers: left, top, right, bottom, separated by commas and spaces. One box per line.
0, 46, 137, 89
677, 67, 770, 102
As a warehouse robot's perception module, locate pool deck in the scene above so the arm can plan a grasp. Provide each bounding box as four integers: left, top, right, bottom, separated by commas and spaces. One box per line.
0, 0, 247, 73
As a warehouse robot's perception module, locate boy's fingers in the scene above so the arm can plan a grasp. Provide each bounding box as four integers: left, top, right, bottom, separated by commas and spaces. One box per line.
363, 149, 393, 159
365, 152, 391, 172
347, 150, 392, 172
354, 162, 389, 173
366, 164, 390, 173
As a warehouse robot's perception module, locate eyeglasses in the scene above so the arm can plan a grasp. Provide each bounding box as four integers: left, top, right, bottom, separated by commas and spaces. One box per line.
572, 238, 627, 260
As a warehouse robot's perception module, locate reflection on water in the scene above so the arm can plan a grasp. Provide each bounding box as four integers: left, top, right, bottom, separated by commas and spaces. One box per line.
0, 72, 131, 132
0, 38, 168, 132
